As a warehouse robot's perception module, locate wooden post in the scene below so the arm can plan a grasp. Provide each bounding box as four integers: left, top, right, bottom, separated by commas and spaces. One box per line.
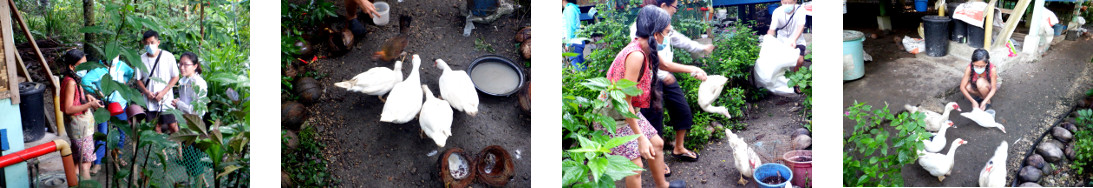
15, 52, 30, 82
985, 0, 997, 50
991, 0, 1032, 50
1, 0, 16, 104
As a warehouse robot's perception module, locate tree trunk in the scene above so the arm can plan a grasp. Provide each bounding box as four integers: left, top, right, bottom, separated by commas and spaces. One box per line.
83, 0, 95, 58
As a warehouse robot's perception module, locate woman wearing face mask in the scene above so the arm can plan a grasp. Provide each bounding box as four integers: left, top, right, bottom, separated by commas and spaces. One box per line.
171, 52, 207, 118
598, 6, 698, 188
59, 49, 103, 180
960, 49, 998, 110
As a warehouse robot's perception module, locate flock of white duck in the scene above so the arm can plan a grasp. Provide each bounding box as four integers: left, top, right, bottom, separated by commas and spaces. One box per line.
334, 54, 480, 148
903, 102, 1008, 186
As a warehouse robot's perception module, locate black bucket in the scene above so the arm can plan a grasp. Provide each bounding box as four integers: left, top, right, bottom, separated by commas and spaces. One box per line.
18, 82, 46, 142
923, 15, 952, 57
952, 19, 967, 43
967, 23, 986, 48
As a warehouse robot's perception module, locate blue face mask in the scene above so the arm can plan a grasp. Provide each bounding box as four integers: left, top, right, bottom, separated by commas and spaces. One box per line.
974, 67, 986, 74
784, 5, 796, 14
655, 35, 668, 51
145, 44, 158, 55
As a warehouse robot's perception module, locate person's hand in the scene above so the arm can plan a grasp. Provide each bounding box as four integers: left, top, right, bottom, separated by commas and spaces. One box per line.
704, 44, 715, 53
970, 100, 980, 111
154, 90, 167, 102
979, 101, 989, 110
357, 0, 381, 18
691, 67, 708, 81
171, 99, 179, 107
87, 97, 103, 109
637, 135, 656, 160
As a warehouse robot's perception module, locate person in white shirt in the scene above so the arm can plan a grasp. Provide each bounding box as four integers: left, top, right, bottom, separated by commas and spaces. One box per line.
172, 52, 208, 118
767, 0, 809, 71
133, 30, 181, 134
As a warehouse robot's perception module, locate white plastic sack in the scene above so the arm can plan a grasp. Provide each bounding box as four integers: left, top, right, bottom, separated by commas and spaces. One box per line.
902, 36, 925, 54
754, 35, 799, 97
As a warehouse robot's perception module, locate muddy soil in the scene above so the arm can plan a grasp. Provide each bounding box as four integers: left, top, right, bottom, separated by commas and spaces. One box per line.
638, 95, 811, 187
284, 0, 531, 187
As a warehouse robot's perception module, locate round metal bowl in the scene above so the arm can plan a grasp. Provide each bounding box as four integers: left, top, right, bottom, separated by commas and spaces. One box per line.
466, 55, 526, 97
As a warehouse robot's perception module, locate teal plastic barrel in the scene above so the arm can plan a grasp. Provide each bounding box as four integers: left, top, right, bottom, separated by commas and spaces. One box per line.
843, 30, 865, 80
754, 163, 793, 188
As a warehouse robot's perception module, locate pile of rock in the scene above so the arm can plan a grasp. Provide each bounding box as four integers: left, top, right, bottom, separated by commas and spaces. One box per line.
1018, 122, 1079, 187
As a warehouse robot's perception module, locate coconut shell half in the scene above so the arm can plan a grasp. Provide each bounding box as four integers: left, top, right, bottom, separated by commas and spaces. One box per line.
475, 145, 515, 187
439, 148, 475, 188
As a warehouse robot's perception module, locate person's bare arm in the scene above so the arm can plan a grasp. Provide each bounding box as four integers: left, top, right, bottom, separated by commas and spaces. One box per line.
659, 60, 707, 81
354, 0, 381, 18
788, 14, 806, 48
981, 69, 1000, 109
959, 67, 979, 108
135, 79, 154, 98
621, 51, 655, 160
62, 81, 98, 114
156, 76, 180, 101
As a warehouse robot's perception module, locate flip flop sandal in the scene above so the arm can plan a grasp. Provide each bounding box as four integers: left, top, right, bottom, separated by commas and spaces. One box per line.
665, 166, 672, 177
668, 180, 687, 188
672, 152, 699, 162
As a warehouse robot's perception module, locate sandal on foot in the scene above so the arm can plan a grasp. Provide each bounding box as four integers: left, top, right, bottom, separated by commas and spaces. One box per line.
668, 180, 687, 188
672, 151, 699, 162
665, 166, 671, 177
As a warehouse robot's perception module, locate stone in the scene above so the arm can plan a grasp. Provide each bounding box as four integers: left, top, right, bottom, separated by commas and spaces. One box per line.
1019, 166, 1043, 182
795, 128, 810, 137
284, 130, 300, 151
1062, 122, 1078, 133
1067, 142, 1077, 160
793, 135, 811, 149
1043, 163, 1054, 175
1026, 154, 1046, 169
1019, 182, 1042, 187
1054, 126, 1074, 143
1038, 141, 1065, 162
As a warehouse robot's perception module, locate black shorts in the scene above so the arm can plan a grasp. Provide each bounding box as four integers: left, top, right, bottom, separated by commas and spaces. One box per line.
795, 45, 807, 56
639, 81, 694, 132
145, 111, 178, 126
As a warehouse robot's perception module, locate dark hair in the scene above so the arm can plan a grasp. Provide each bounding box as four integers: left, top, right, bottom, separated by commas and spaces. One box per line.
179, 52, 202, 74
565, 0, 577, 3
142, 30, 159, 42
635, 5, 670, 111
971, 48, 991, 74
61, 49, 85, 97
656, 0, 676, 7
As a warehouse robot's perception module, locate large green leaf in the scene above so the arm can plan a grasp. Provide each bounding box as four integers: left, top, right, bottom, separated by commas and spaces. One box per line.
562, 160, 589, 186
603, 134, 640, 150
602, 154, 643, 180
93, 108, 110, 124
587, 157, 608, 183
78, 26, 115, 35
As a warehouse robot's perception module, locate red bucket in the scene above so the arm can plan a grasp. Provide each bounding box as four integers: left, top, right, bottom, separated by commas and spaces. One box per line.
783, 150, 812, 187
107, 102, 124, 116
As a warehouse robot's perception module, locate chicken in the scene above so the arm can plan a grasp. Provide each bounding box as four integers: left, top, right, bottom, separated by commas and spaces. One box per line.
379, 54, 423, 124
334, 60, 403, 101
921, 120, 954, 153
960, 107, 1007, 133
726, 129, 761, 185
979, 140, 1008, 187
918, 138, 967, 182
373, 15, 412, 62
419, 85, 453, 147
698, 75, 732, 119
435, 59, 479, 116
904, 102, 961, 132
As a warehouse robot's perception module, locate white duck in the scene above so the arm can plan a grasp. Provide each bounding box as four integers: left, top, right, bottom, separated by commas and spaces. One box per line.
960, 107, 1006, 133
918, 138, 967, 182
921, 120, 954, 153
379, 54, 424, 124
726, 129, 761, 185
334, 61, 403, 101
418, 85, 453, 147
905, 102, 961, 132
979, 140, 1008, 187
698, 75, 732, 119
434, 59, 479, 117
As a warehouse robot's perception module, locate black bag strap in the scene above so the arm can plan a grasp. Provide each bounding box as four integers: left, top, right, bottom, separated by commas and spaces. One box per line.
143, 51, 164, 87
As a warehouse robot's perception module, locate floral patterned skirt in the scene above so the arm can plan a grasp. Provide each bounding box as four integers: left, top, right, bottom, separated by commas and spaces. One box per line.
594, 112, 659, 160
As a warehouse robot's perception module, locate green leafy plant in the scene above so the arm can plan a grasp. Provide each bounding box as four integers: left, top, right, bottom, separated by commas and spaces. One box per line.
475, 38, 496, 53
843, 101, 930, 186
283, 125, 337, 187
561, 78, 646, 187
788, 66, 812, 113
1071, 109, 1093, 174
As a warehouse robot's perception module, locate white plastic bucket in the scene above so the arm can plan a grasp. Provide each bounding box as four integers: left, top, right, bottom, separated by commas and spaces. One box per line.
373, 2, 390, 25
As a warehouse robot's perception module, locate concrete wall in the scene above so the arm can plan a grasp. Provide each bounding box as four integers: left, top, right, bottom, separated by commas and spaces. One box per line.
0, 98, 28, 188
